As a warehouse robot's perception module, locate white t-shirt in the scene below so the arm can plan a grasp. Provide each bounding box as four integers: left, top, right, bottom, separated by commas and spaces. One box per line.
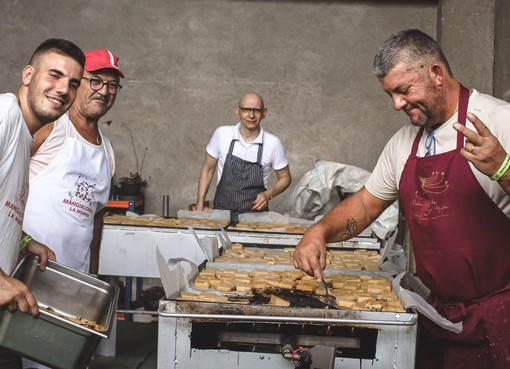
0, 93, 32, 274
29, 115, 115, 179
365, 90, 510, 217
206, 123, 289, 187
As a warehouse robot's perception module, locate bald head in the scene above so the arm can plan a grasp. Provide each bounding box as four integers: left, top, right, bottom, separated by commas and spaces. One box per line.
238, 92, 265, 110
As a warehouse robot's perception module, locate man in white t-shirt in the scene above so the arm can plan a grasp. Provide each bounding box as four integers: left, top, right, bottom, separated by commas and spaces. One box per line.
293, 29, 510, 369
0, 39, 84, 369
195, 92, 291, 213
21, 49, 123, 369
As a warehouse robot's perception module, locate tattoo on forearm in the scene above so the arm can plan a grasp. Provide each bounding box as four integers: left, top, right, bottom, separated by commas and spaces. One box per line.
340, 218, 357, 240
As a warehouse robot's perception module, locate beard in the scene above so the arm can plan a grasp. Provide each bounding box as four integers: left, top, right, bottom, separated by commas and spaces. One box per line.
404, 87, 446, 129
26, 86, 68, 125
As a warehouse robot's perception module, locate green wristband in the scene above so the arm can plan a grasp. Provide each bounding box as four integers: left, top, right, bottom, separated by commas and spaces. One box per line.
20, 235, 33, 251
489, 154, 510, 181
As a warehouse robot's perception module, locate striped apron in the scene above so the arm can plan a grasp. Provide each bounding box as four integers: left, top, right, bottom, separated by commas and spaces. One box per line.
213, 139, 267, 213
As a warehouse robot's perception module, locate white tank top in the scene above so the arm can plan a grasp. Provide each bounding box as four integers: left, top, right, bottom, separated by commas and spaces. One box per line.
23, 113, 112, 272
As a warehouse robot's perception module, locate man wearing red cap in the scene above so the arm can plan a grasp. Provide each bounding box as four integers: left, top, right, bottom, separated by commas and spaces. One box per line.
23, 49, 123, 276
21, 48, 124, 369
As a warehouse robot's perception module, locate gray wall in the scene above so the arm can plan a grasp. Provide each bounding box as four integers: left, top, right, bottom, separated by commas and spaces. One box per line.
1, 0, 506, 216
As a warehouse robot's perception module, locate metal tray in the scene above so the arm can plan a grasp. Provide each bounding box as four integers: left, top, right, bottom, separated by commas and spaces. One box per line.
0, 255, 118, 369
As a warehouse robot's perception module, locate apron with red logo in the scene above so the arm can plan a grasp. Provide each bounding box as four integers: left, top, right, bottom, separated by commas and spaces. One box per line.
23, 114, 111, 273
399, 86, 510, 368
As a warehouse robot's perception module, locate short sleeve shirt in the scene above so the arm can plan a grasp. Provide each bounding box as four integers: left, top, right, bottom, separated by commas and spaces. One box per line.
0, 93, 32, 274
206, 123, 289, 186
365, 90, 510, 217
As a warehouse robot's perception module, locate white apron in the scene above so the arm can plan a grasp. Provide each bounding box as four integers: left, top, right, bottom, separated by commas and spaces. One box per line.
23, 114, 111, 273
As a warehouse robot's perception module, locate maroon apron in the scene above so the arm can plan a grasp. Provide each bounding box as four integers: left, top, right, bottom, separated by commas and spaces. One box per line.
399, 86, 510, 368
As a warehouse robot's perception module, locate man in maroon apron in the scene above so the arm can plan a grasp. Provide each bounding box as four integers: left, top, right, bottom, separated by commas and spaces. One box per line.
293, 29, 510, 369
195, 92, 291, 214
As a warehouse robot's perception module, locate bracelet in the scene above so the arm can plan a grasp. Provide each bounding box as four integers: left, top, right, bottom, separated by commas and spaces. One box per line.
20, 235, 33, 251
490, 154, 510, 181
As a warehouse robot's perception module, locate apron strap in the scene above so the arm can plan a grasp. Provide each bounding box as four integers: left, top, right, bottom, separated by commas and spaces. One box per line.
410, 84, 470, 156
411, 127, 424, 156
456, 84, 470, 149
227, 139, 236, 155
256, 142, 263, 164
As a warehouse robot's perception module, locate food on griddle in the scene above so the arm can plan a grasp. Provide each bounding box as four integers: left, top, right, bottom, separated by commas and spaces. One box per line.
251, 280, 270, 289
269, 295, 291, 307
216, 281, 236, 292
194, 279, 210, 289
252, 269, 270, 277
231, 243, 244, 250
194, 292, 229, 303
335, 296, 356, 308
267, 278, 296, 290
40, 306, 106, 332
233, 222, 308, 234
181, 266, 405, 312
295, 282, 318, 292
104, 214, 228, 229
236, 283, 252, 292
180, 291, 201, 300
215, 247, 380, 271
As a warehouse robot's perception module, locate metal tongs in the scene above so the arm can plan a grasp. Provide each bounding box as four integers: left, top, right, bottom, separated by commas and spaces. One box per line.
224, 210, 239, 230
321, 278, 331, 297
317, 279, 339, 309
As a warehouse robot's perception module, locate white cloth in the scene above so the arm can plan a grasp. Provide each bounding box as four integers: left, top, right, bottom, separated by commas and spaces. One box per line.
23, 113, 112, 273
0, 93, 32, 274
365, 90, 510, 217
277, 159, 399, 239
29, 115, 115, 179
206, 123, 289, 187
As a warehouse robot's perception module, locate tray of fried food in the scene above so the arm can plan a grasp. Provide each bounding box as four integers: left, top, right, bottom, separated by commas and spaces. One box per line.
179, 264, 404, 312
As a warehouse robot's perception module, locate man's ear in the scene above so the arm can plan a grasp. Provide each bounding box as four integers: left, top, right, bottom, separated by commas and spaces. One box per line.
429, 64, 444, 86
22, 65, 35, 86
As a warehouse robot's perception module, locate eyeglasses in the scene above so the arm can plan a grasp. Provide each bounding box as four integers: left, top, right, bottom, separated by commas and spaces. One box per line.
238, 106, 265, 115
82, 76, 122, 95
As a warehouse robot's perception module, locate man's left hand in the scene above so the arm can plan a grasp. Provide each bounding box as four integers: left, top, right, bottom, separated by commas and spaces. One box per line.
251, 191, 271, 211
454, 112, 508, 177
25, 240, 57, 270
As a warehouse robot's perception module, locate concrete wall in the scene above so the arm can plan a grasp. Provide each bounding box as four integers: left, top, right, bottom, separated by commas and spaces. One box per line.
1, 0, 502, 216
494, 0, 510, 101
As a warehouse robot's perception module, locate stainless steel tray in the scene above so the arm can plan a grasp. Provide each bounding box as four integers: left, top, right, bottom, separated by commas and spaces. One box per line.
0, 255, 118, 369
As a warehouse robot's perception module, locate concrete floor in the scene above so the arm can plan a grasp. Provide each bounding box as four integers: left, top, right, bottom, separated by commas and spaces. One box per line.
90, 320, 158, 369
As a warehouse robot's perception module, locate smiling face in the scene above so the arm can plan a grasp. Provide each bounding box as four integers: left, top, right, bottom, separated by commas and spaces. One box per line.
24, 51, 83, 125
73, 69, 120, 121
379, 62, 448, 129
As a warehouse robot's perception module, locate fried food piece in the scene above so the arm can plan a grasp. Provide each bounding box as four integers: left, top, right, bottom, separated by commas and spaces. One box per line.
268, 295, 290, 307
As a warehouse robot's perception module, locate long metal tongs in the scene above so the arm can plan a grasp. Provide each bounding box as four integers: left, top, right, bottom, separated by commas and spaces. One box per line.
321, 279, 331, 297
318, 278, 340, 309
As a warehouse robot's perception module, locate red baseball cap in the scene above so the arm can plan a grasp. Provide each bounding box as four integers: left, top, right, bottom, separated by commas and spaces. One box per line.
84, 49, 125, 78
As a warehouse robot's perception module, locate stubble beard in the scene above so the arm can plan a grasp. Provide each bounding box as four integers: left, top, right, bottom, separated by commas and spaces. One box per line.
406, 90, 445, 129
27, 86, 67, 125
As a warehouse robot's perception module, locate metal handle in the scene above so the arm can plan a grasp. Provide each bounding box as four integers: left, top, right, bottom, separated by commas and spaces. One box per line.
157, 311, 417, 326
162, 195, 170, 218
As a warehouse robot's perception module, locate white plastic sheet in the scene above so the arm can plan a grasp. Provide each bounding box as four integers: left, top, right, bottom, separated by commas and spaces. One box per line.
393, 272, 463, 333
277, 159, 398, 239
